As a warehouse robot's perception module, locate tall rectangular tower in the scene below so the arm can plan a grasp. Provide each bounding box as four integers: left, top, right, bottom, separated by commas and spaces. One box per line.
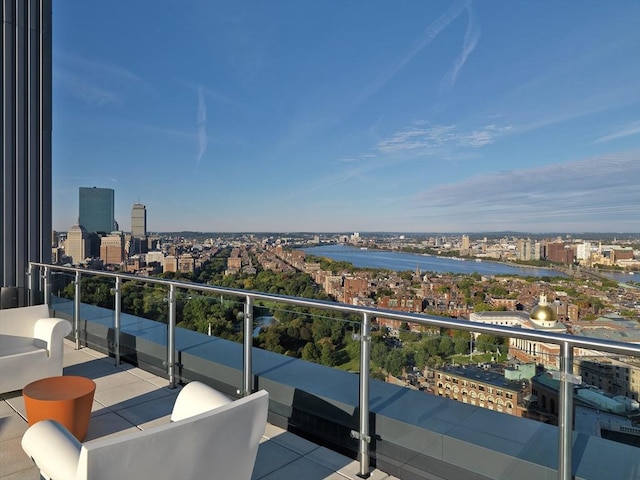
131, 203, 147, 237
1, 0, 53, 307
79, 187, 115, 233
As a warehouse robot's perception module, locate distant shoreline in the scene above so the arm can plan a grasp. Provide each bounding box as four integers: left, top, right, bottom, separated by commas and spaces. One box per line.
346, 245, 565, 274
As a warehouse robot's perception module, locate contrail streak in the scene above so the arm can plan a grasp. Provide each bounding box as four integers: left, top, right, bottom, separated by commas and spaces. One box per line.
441, 3, 480, 91
196, 85, 208, 165
341, 0, 469, 120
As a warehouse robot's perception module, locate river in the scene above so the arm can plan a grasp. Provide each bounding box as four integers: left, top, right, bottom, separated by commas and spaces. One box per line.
601, 271, 640, 284
302, 244, 567, 278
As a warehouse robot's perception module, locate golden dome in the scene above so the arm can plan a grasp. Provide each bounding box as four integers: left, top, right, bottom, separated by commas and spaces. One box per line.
530, 294, 556, 325
530, 303, 556, 323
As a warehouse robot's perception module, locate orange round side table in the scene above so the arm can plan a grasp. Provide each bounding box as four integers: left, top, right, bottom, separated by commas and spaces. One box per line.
23, 376, 96, 441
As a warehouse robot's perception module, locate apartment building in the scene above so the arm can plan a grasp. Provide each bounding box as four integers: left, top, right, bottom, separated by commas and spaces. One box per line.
432, 365, 528, 417
100, 232, 125, 265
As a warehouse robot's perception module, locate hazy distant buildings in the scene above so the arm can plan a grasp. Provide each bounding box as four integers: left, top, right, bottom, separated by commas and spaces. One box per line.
227, 256, 242, 271
576, 241, 592, 261
66, 223, 89, 264
178, 253, 195, 273
516, 238, 532, 261
131, 203, 147, 237
146, 250, 164, 265
460, 235, 470, 255
100, 232, 125, 265
128, 205, 150, 255
79, 187, 115, 233
545, 241, 574, 264
164, 255, 178, 273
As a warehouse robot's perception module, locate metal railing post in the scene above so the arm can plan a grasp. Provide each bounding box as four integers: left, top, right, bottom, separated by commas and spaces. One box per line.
113, 277, 122, 366
357, 312, 372, 478
558, 341, 574, 480
27, 264, 35, 305
22, 263, 640, 480
167, 284, 177, 388
74, 271, 81, 349
43, 266, 51, 306
243, 295, 254, 396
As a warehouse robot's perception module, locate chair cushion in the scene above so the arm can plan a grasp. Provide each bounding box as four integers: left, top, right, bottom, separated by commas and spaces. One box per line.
0, 334, 42, 357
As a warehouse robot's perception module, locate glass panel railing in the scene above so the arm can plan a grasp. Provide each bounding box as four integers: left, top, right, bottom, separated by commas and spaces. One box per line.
48, 270, 75, 310
27, 263, 640, 480
252, 300, 361, 370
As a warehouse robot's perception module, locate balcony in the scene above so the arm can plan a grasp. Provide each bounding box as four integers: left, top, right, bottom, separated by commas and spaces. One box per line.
3, 263, 640, 480
1, 340, 397, 480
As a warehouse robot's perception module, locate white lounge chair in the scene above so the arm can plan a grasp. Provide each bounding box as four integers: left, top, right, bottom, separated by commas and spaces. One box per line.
22, 382, 269, 480
0, 304, 72, 394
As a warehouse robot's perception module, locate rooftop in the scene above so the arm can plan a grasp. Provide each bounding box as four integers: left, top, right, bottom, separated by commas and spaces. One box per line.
438, 364, 525, 391
1, 340, 397, 480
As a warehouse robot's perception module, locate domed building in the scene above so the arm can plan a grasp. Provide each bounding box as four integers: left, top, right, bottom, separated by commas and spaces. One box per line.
65, 222, 89, 265
509, 294, 567, 370
529, 294, 558, 328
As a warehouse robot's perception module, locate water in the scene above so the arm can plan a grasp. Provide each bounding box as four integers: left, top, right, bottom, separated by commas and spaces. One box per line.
601, 271, 639, 284
302, 244, 567, 278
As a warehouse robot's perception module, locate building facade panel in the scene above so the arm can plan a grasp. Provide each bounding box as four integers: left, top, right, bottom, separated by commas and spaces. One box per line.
1, 0, 52, 307
79, 187, 115, 233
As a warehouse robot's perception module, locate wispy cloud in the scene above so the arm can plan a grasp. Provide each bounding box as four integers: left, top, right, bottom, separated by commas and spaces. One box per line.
410, 151, 640, 232
196, 85, 208, 165
296, 121, 512, 197
54, 52, 149, 107
343, 1, 469, 117
440, 3, 480, 91
515, 99, 638, 135
290, 169, 362, 197
54, 69, 123, 107
593, 121, 640, 144
377, 123, 513, 154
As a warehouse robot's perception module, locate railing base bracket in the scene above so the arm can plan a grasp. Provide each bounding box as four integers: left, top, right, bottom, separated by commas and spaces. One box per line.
549, 371, 582, 385
350, 430, 371, 443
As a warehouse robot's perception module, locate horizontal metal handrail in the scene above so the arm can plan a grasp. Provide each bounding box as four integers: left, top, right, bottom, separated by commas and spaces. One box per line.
29, 262, 640, 480
30, 262, 640, 357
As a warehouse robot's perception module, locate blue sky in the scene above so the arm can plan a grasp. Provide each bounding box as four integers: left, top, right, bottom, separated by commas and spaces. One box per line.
52, 1, 640, 233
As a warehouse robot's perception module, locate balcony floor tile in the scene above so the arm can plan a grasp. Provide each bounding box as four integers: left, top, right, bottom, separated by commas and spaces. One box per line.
1, 341, 394, 480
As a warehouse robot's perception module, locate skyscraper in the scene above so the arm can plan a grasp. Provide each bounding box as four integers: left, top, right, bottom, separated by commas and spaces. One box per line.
131, 203, 147, 237
79, 187, 115, 234
66, 223, 89, 265
1, 0, 52, 307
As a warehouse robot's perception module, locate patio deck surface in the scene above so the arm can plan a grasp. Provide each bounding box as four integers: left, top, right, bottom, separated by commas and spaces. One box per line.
1, 340, 397, 480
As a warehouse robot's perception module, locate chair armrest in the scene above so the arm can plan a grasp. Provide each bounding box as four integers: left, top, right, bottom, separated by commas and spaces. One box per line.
22, 419, 82, 480
33, 318, 72, 356
170, 381, 232, 421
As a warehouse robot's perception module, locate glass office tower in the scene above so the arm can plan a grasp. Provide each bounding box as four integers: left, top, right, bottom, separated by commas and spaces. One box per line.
1, 0, 52, 308
79, 187, 115, 234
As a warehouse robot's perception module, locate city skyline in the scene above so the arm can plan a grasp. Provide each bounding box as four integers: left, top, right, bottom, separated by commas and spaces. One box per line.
52, 1, 639, 233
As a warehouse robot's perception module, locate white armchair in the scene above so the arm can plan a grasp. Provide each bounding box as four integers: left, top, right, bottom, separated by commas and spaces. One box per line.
0, 304, 72, 394
22, 382, 269, 480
